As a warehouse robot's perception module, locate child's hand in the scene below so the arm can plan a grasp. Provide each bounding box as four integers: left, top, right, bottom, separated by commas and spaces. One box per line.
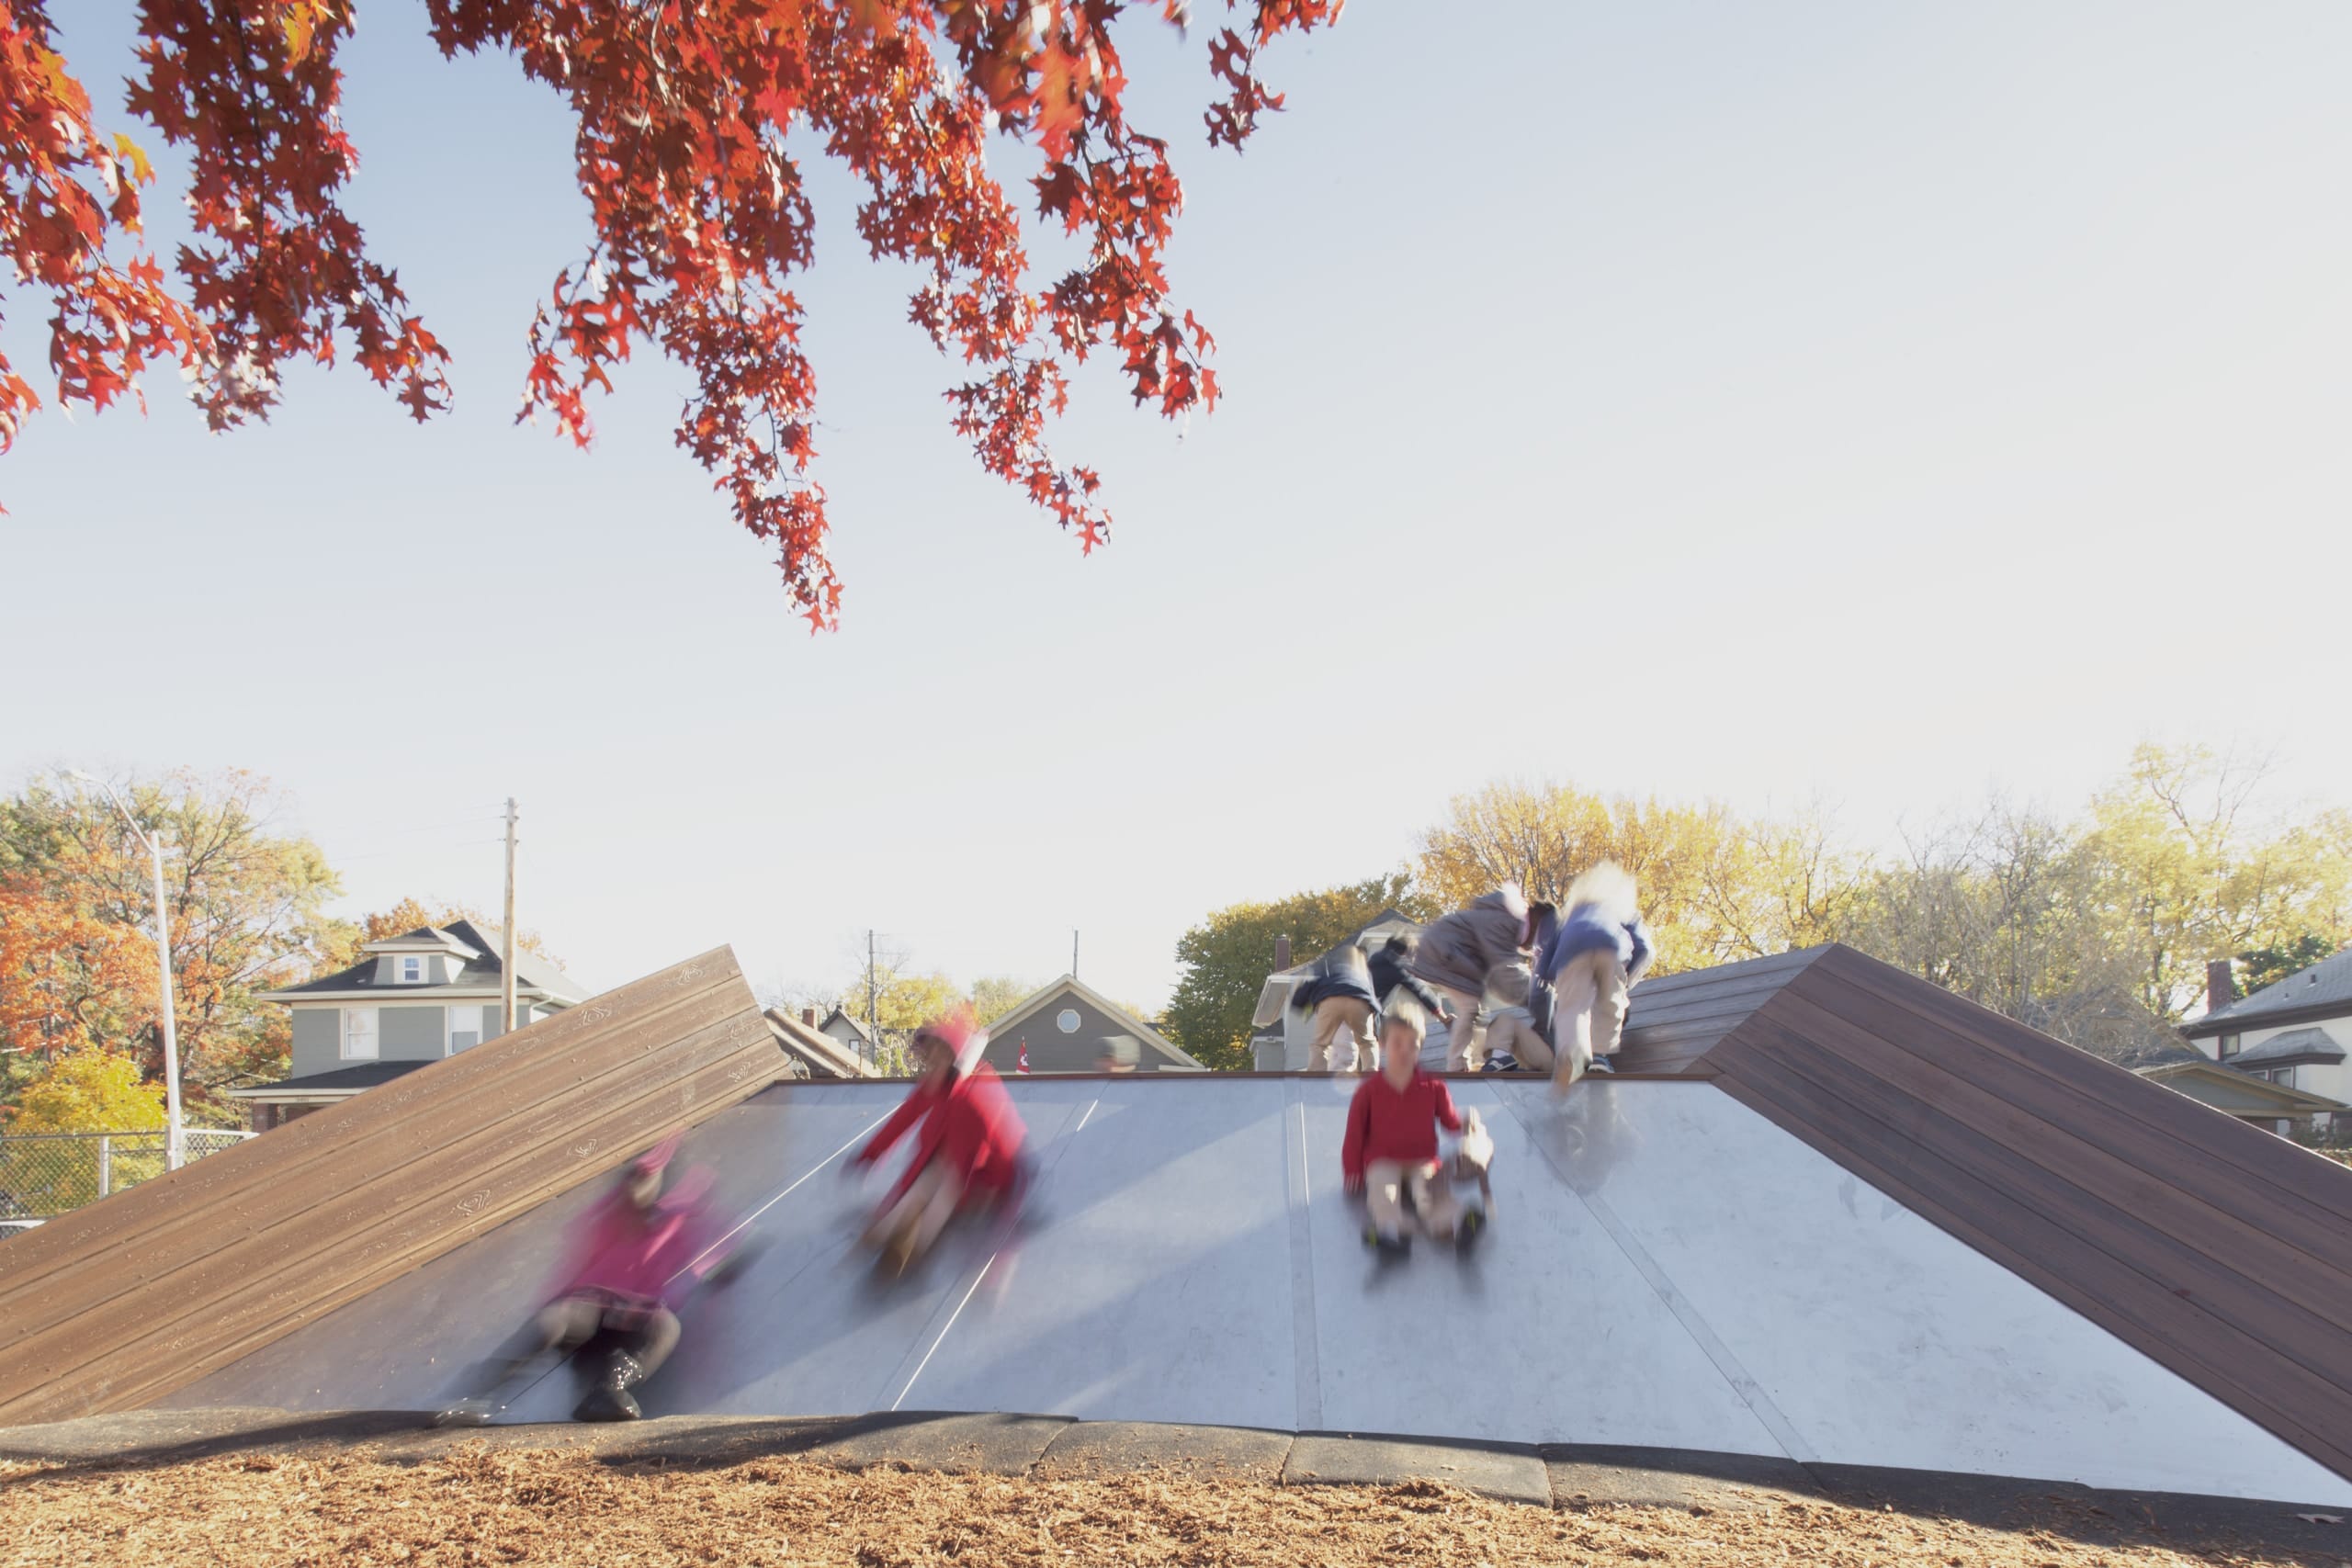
1343, 1173, 1364, 1197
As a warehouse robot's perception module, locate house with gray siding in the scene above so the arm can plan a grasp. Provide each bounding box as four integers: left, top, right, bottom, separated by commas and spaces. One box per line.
979, 976, 1203, 1075
229, 920, 588, 1129
2182, 948, 2352, 1134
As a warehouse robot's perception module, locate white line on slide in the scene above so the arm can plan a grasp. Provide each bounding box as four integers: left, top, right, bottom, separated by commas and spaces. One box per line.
673, 1111, 892, 1281
892, 1093, 1101, 1409
892, 1259, 994, 1411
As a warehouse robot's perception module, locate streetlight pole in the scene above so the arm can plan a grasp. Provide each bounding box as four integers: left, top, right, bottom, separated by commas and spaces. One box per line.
69, 772, 183, 1171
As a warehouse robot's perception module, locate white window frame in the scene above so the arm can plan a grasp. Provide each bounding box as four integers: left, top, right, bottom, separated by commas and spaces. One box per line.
342, 1006, 379, 1061
447, 1004, 483, 1056
400, 955, 424, 985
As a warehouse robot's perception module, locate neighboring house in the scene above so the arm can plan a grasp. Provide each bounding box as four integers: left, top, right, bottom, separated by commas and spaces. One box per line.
817, 1007, 876, 1065
980, 976, 1204, 1074
229, 920, 589, 1130
2136, 1058, 2347, 1138
1249, 908, 1434, 1070
2181, 949, 2352, 1128
2015, 982, 2350, 1138
765, 1007, 877, 1079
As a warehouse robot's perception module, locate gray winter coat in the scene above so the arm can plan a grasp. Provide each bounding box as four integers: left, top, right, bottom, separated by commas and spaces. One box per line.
1408, 887, 1531, 998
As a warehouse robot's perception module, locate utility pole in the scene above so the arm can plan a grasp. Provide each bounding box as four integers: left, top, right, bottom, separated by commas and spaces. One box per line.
71, 773, 181, 1170
1072, 929, 1079, 979
866, 930, 878, 1069
146, 826, 182, 1169
502, 798, 518, 1036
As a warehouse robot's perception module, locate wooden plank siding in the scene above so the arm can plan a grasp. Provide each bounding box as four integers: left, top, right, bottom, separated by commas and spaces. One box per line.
1611, 947, 1828, 1077
0, 947, 783, 1426
1707, 942, 2352, 1483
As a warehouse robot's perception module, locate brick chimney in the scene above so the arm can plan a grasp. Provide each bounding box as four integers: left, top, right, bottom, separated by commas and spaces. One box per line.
2206, 959, 2235, 1016
1274, 934, 1292, 970
801, 1006, 817, 1027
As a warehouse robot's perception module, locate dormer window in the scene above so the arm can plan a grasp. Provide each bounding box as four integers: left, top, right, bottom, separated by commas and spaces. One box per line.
400, 956, 424, 984
2220, 1033, 2241, 1059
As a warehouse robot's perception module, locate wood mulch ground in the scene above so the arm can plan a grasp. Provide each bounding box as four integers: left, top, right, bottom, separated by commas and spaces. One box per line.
0, 1446, 2337, 1567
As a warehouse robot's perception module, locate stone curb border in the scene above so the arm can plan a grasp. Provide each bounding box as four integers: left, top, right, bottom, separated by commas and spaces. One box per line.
0, 1407, 2341, 1559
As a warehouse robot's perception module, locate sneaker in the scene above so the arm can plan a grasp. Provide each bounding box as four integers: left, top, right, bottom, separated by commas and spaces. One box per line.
1455, 1208, 1487, 1252
433, 1397, 494, 1429
1589, 1056, 1615, 1075
1481, 1055, 1518, 1075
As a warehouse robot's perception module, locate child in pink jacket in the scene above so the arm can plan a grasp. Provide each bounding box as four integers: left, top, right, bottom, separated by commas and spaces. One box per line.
438, 1136, 737, 1425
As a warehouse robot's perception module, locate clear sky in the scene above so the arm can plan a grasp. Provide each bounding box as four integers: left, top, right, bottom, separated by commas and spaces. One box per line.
5, 3, 2348, 1008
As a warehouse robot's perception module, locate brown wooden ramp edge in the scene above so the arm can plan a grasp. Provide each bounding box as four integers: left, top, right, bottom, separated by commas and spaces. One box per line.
1702, 942, 2352, 1487
0, 947, 783, 1427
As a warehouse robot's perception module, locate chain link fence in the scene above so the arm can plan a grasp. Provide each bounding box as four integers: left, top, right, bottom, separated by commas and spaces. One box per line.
0, 1129, 252, 1222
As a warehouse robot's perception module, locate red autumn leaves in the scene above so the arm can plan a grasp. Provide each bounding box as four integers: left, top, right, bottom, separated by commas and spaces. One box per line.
0, 0, 1341, 625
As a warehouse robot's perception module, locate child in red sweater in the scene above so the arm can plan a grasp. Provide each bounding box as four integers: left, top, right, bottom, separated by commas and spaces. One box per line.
848, 1009, 1029, 1274
1341, 995, 1487, 1253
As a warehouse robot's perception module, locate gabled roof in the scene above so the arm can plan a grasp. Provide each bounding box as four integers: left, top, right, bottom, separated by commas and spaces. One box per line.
818, 1008, 875, 1045
983, 975, 1204, 1070
2237, 1025, 2348, 1066
257, 919, 589, 1006
2188, 945, 2352, 1036
361, 927, 481, 959
2138, 1057, 2349, 1116
763, 1008, 877, 1078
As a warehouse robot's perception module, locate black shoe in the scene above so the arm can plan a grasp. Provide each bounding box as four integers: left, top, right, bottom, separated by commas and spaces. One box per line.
434, 1397, 495, 1428
1589, 1056, 1614, 1075
572, 1386, 642, 1422
1455, 1208, 1487, 1253
574, 1348, 648, 1421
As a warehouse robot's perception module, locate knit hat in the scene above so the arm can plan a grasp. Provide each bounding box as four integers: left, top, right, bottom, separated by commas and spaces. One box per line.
628, 1135, 680, 1177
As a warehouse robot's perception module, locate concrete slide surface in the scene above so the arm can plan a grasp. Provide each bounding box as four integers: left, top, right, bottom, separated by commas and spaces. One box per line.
166, 1077, 2352, 1506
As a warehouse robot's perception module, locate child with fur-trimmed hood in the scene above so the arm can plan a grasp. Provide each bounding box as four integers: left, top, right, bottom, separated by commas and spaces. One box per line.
1532, 862, 1655, 1091
848, 1009, 1030, 1273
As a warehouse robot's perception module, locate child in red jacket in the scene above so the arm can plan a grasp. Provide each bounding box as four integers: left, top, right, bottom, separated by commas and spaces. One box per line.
1341, 995, 1487, 1254
848, 1009, 1029, 1274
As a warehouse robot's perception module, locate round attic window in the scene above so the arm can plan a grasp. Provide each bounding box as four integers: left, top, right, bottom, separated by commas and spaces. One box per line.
1056, 1009, 1080, 1033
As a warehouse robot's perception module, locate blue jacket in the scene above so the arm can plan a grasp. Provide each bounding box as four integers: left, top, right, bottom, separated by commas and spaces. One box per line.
1538, 904, 1654, 986
1293, 942, 1443, 1017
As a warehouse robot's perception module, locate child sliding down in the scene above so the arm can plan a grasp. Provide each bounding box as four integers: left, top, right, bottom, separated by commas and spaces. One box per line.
1340, 995, 1490, 1256
846, 1009, 1029, 1276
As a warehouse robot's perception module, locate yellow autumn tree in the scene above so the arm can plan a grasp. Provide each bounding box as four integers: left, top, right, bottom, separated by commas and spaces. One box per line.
0, 1051, 170, 1215
1414, 784, 1854, 975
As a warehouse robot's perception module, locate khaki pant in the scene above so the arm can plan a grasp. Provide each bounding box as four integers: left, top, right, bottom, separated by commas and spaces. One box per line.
1433, 985, 1484, 1069
1365, 1157, 1459, 1240
865, 1158, 964, 1262
1482, 1008, 1552, 1073
1551, 948, 1630, 1090
1308, 996, 1374, 1072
